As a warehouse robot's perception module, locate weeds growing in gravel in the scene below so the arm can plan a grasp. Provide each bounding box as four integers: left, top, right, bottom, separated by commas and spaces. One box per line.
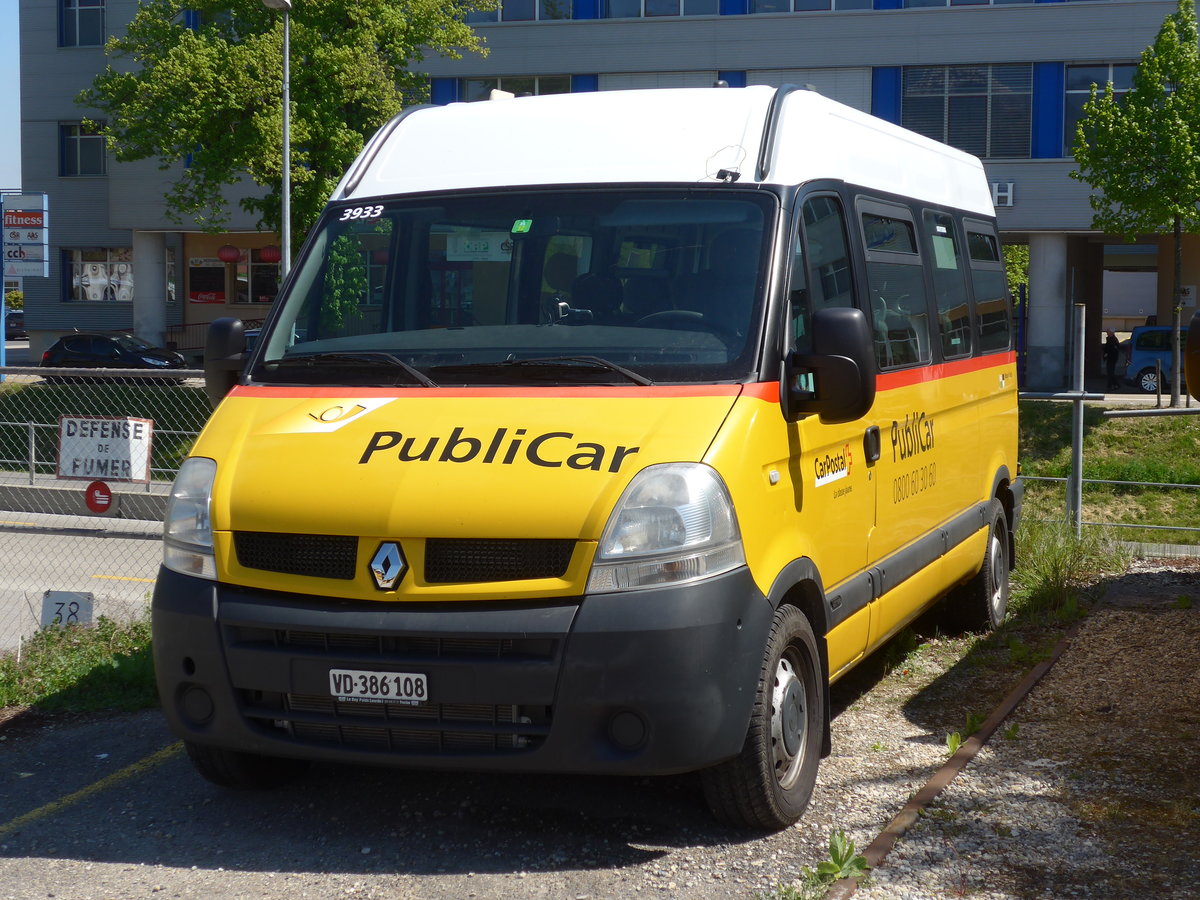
1010, 520, 1128, 620
757, 831, 870, 900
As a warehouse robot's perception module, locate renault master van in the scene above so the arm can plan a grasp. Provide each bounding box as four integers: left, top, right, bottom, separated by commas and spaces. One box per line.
154, 86, 1021, 830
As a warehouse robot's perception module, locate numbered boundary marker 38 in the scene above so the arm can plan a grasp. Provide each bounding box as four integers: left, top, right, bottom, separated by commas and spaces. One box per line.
41, 591, 95, 629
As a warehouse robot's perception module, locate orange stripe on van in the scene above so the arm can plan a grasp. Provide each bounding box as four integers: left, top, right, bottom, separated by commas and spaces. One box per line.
876, 351, 1017, 392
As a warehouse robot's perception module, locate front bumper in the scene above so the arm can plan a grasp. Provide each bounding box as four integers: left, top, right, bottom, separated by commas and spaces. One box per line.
152, 565, 773, 775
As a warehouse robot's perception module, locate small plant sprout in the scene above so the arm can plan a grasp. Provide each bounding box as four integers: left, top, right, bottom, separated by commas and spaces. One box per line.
1173, 595, 1193, 610
799, 830, 870, 888
964, 712, 985, 737
946, 731, 963, 755
1003, 721, 1021, 741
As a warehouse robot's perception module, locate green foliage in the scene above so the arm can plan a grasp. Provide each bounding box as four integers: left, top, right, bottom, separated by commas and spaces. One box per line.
4, 289, 22, 310
1071, 0, 1200, 404
1173, 594, 1194, 610
1003, 721, 1021, 741
946, 731, 963, 755
810, 830, 870, 884
964, 711, 985, 737
0, 616, 157, 711
78, 0, 493, 246
1072, 0, 1200, 241
1011, 519, 1128, 619
1003, 243, 1028, 299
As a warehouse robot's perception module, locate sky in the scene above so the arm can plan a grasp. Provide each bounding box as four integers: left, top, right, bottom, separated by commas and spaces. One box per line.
1, 2, 21, 189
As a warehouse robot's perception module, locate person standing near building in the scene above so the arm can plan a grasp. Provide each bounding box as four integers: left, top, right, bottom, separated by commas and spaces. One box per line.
1105, 329, 1122, 390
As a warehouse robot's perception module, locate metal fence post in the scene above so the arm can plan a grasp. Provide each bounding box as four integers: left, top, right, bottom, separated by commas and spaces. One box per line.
27, 421, 35, 485
1068, 303, 1085, 538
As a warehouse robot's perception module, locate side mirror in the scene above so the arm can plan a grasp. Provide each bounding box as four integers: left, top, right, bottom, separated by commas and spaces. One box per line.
204, 317, 246, 408
1186, 310, 1200, 402
782, 306, 876, 424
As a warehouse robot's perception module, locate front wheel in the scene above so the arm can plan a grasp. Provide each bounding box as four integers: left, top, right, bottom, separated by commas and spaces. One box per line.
948, 498, 1010, 633
1137, 367, 1159, 394
701, 605, 824, 830
184, 741, 311, 790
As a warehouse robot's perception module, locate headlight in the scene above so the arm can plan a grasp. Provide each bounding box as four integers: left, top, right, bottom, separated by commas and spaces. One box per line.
587, 463, 745, 593
163, 457, 217, 579
141, 356, 171, 367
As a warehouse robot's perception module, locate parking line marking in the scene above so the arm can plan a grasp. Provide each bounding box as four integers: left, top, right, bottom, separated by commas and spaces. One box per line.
0, 741, 183, 838
0, 520, 39, 528
90, 574, 156, 583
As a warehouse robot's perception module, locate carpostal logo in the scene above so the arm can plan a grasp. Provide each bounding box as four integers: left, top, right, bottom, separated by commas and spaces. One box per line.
358, 426, 641, 473
814, 443, 853, 487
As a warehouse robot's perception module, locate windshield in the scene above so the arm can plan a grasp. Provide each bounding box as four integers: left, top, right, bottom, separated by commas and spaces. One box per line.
251, 189, 775, 386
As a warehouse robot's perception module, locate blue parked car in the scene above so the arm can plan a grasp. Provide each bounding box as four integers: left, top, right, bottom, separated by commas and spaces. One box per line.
1124, 325, 1185, 394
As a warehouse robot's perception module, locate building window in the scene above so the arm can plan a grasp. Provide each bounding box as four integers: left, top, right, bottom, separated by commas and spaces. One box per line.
902, 64, 1031, 159
60, 122, 107, 176
64, 248, 133, 302
467, 0, 573, 22
60, 0, 105, 47
602, 0, 719, 15
752, 0, 871, 11
461, 75, 572, 101
1064, 63, 1137, 156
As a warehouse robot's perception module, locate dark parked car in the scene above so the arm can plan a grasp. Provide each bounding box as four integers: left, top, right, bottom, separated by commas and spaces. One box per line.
4, 310, 25, 339
41, 332, 186, 375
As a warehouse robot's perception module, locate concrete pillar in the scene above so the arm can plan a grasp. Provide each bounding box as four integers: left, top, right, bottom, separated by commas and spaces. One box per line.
131, 231, 167, 347
1026, 232, 1069, 389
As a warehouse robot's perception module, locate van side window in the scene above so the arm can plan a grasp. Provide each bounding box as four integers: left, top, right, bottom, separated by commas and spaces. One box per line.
965, 222, 1011, 353
790, 195, 854, 351
861, 206, 931, 369
924, 211, 971, 360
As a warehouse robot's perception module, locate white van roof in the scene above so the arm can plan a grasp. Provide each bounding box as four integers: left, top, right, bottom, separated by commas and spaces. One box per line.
335, 86, 995, 217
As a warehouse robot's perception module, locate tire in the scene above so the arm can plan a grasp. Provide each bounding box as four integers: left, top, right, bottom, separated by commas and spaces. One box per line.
701, 604, 824, 830
184, 741, 311, 790
948, 498, 1010, 633
1137, 367, 1159, 394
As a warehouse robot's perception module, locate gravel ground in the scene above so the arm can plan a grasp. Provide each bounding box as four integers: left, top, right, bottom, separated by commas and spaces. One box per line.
853, 557, 1200, 900
1, 558, 1197, 899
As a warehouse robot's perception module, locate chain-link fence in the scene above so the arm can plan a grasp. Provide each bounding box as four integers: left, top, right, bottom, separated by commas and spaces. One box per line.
0, 366, 211, 653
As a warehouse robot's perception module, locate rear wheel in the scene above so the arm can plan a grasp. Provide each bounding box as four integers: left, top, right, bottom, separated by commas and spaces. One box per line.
701, 604, 823, 830
1137, 367, 1159, 394
948, 498, 1010, 633
184, 741, 310, 790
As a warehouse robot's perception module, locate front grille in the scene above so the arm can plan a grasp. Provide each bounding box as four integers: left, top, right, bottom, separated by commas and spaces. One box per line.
425, 538, 575, 583
242, 692, 550, 754
234, 532, 358, 580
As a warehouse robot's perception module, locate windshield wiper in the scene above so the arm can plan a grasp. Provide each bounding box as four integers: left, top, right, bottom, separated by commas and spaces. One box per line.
439, 355, 653, 386
268, 352, 438, 387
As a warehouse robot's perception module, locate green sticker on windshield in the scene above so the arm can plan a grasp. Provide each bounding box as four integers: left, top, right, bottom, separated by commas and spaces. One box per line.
512, 219, 533, 234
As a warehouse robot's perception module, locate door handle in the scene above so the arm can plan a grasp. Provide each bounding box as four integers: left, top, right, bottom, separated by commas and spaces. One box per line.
864, 425, 881, 464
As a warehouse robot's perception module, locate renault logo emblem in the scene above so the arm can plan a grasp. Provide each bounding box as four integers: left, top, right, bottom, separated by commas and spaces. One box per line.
369, 542, 407, 590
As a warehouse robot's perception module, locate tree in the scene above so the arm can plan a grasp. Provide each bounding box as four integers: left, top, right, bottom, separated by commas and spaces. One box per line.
1072, 0, 1200, 406
79, 0, 490, 250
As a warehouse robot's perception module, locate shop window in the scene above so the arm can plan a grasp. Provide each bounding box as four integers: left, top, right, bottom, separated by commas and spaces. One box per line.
64, 248, 133, 302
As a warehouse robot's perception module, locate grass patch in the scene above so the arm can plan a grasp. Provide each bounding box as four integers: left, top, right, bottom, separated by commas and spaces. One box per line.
0, 380, 211, 479
1019, 399, 1200, 543
1010, 519, 1128, 622
0, 616, 157, 712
